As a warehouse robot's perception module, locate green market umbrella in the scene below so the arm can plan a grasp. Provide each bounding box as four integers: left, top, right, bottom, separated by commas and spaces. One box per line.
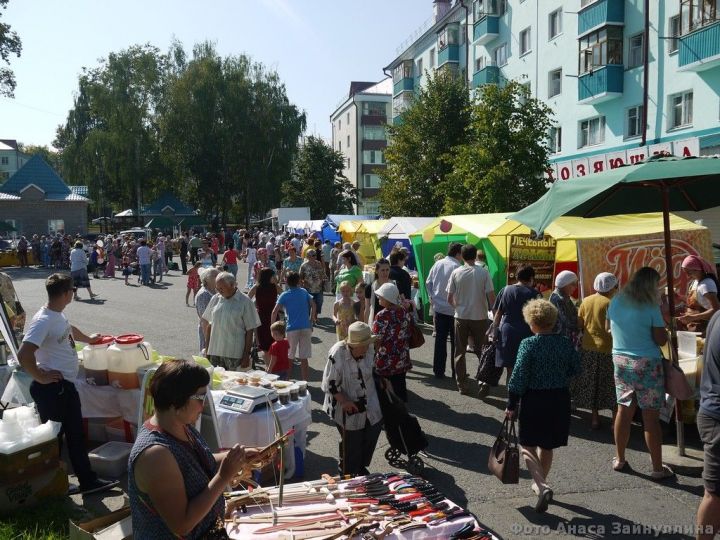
510, 155, 720, 455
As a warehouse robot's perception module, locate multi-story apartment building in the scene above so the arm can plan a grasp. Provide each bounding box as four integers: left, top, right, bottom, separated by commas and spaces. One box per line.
386, 0, 720, 223
330, 79, 392, 215
0, 139, 29, 182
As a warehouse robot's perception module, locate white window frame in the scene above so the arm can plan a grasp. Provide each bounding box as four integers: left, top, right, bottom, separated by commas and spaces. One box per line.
669, 91, 693, 129
519, 27, 532, 56
363, 174, 381, 189
548, 9, 562, 40
669, 15, 681, 53
625, 105, 644, 139
548, 68, 562, 98
548, 126, 562, 154
48, 219, 65, 235
579, 116, 606, 148
628, 32, 644, 68
417, 58, 423, 77
492, 43, 508, 66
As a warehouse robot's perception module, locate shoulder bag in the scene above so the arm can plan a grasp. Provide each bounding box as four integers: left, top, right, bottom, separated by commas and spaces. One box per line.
663, 357, 694, 400
488, 417, 519, 484
409, 320, 425, 349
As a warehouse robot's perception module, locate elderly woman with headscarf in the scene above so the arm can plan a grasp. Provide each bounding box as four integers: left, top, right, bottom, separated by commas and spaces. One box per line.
570, 272, 618, 429
679, 254, 720, 335
550, 270, 582, 349
195, 268, 219, 354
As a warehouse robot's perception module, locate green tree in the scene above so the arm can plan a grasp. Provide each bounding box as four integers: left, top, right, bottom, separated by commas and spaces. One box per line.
0, 0, 21, 97
17, 143, 62, 173
378, 70, 470, 217
443, 80, 553, 213
282, 136, 357, 219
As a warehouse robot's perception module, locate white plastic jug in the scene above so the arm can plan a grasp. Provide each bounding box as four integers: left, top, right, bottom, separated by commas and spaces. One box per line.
83, 335, 115, 386
107, 334, 153, 389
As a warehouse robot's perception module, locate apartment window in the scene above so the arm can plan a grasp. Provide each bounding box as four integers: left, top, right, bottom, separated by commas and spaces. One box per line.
670, 91, 693, 129
475, 56, 487, 72
438, 25, 459, 50
48, 219, 65, 235
628, 33, 644, 68
548, 68, 562, 98
579, 116, 606, 147
393, 60, 413, 82
626, 105, 644, 139
363, 174, 381, 189
548, 9, 562, 39
363, 150, 385, 164
519, 27, 532, 55
338, 119, 341, 130
429, 48, 436, 68
346, 112, 350, 124
579, 27, 623, 73
347, 157, 351, 169
347, 135, 351, 148
363, 200, 381, 214
417, 58, 424, 77
0, 157, 8, 165
473, 0, 505, 18
492, 43, 508, 66
548, 127, 562, 154
680, 0, 719, 34
669, 15, 681, 52
338, 142, 342, 152
364, 125, 386, 141
362, 101, 386, 116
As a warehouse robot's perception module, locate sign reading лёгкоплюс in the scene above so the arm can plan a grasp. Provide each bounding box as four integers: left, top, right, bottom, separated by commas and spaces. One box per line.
548, 137, 700, 181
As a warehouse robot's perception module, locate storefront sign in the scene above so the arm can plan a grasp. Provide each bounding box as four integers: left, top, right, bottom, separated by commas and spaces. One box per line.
576, 228, 713, 298
507, 235, 557, 294
548, 137, 700, 181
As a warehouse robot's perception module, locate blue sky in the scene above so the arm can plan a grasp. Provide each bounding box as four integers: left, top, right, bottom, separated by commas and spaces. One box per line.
1, 0, 430, 148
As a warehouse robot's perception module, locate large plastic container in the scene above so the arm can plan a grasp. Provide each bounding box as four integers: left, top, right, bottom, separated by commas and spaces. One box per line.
88, 441, 133, 478
678, 331, 701, 359
107, 334, 153, 390
82, 335, 115, 386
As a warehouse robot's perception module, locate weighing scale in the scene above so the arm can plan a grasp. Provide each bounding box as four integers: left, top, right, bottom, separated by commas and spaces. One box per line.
218, 385, 278, 414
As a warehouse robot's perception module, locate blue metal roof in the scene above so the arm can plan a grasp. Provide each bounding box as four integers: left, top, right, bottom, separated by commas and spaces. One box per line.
0, 155, 71, 196
141, 192, 196, 216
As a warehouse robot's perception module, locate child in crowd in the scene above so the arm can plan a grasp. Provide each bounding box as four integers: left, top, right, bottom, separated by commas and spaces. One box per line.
333, 281, 357, 341
122, 255, 132, 286
244, 242, 258, 289
267, 321, 291, 380
186, 261, 201, 306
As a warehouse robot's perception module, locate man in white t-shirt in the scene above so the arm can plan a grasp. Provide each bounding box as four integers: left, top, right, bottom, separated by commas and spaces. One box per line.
17, 273, 119, 495
136, 239, 152, 286
447, 244, 496, 395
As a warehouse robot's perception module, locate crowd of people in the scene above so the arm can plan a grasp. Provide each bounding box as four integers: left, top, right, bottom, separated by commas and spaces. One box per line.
10, 224, 720, 537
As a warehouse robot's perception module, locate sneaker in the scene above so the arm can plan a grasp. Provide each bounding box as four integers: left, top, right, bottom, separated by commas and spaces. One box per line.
69, 478, 120, 496
650, 465, 674, 481
478, 382, 490, 399
531, 482, 540, 496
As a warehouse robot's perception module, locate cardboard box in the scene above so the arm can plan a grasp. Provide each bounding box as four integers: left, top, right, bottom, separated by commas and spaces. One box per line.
69, 506, 132, 540
0, 465, 68, 514
0, 438, 60, 483
88, 441, 133, 478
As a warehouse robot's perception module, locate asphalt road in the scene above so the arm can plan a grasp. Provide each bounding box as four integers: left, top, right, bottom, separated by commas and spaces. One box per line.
4, 264, 707, 539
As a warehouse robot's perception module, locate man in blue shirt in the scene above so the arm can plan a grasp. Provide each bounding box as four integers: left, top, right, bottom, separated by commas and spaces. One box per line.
697, 311, 720, 539
272, 271, 316, 381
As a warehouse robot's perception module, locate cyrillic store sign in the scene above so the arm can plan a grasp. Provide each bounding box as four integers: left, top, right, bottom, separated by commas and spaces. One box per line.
547, 137, 699, 181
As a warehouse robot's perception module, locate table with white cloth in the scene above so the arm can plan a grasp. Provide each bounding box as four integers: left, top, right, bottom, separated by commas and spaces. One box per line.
212, 390, 312, 479
225, 475, 495, 539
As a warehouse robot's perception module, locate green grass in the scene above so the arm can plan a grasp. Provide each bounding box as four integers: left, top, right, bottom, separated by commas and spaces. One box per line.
0, 497, 86, 540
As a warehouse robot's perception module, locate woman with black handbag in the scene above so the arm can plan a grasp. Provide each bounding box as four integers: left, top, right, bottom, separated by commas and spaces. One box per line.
505, 299, 581, 513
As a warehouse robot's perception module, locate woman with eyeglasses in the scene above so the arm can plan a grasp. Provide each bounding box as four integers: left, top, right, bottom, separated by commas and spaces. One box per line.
129, 359, 262, 539
300, 249, 328, 315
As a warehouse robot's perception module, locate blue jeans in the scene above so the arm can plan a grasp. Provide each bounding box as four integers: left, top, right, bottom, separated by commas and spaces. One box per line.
433, 312, 455, 377
140, 264, 151, 285
309, 291, 324, 314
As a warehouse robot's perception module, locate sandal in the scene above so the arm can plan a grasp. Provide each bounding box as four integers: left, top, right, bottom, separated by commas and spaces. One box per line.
650, 465, 675, 481
612, 457, 628, 471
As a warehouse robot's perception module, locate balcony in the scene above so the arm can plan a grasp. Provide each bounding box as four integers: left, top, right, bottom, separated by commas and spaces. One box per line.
393, 77, 414, 96
361, 114, 387, 126
679, 22, 720, 71
362, 139, 387, 151
362, 164, 386, 175
578, 64, 623, 104
578, 0, 624, 36
438, 44, 460, 67
392, 115, 404, 126
473, 16, 500, 45
472, 65, 500, 88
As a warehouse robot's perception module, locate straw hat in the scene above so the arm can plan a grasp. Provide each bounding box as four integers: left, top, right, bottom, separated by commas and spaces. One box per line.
344, 322, 376, 347
375, 282, 400, 305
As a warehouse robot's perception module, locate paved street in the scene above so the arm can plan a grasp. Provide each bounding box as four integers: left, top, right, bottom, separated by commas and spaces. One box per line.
4, 264, 708, 539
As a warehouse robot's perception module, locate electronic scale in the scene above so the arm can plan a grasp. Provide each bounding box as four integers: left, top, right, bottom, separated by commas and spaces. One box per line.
218, 385, 278, 414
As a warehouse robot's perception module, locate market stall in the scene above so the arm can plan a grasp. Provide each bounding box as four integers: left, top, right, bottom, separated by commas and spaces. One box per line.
321, 214, 380, 244
338, 219, 389, 265
378, 217, 434, 271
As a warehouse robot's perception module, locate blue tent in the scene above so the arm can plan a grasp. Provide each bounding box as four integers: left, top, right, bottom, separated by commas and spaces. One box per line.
321, 214, 380, 244
377, 217, 434, 271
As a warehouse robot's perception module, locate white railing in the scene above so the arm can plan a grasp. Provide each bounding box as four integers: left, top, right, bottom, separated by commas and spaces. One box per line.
395, 15, 435, 56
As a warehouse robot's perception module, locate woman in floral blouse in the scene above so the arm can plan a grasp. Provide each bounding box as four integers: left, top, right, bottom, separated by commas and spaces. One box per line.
300, 249, 327, 314
372, 282, 413, 402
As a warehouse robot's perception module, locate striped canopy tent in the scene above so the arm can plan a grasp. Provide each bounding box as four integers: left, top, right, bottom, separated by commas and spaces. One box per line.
377, 217, 434, 271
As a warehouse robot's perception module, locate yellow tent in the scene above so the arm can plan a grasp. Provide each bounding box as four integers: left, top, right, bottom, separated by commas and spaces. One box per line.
338, 219, 389, 265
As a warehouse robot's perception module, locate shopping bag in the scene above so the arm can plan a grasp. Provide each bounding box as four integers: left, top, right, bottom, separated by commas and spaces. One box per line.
663, 358, 693, 400
476, 341, 503, 386
488, 417, 519, 484
409, 323, 425, 349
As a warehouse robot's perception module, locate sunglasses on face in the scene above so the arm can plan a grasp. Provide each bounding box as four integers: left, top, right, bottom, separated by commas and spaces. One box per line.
188, 393, 207, 402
